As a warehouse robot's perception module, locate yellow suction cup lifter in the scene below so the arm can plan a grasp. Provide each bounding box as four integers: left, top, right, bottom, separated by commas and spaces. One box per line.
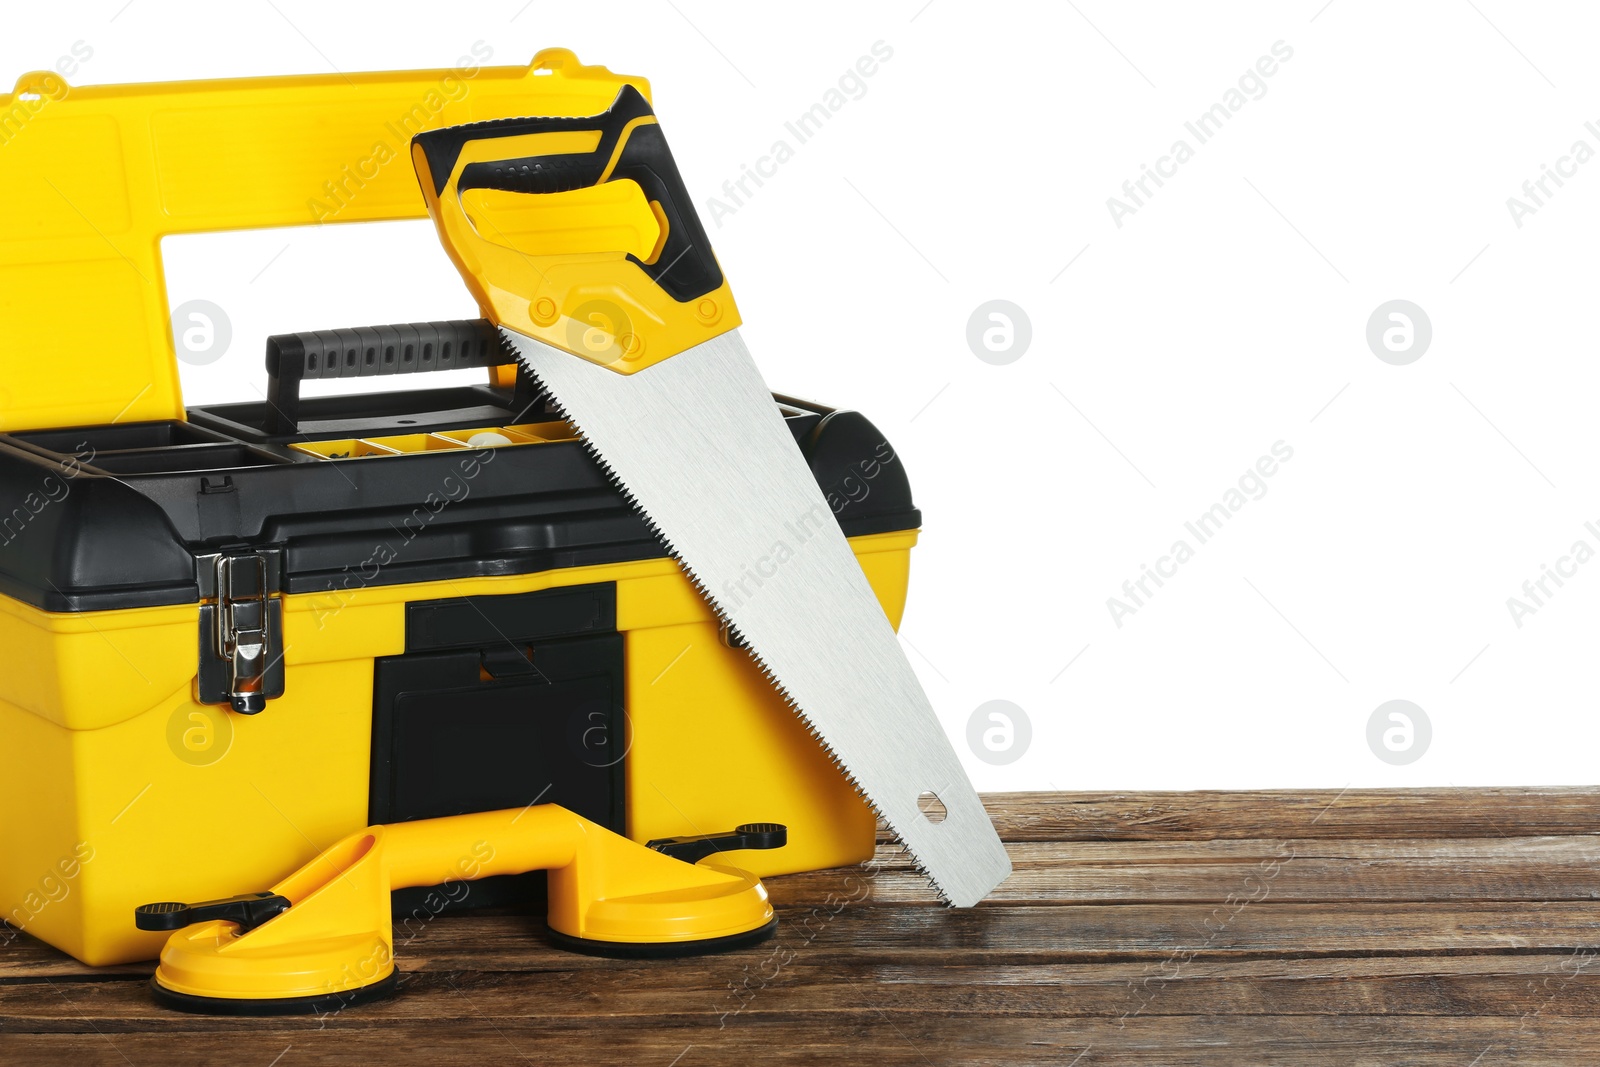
411, 85, 740, 373
134, 805, 780, 1015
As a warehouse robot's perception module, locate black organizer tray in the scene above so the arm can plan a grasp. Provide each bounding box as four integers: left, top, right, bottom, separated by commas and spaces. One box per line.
0, 320, 920, 613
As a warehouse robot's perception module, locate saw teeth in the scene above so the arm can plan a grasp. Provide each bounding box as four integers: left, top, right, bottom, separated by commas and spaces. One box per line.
496, 328, 958, 905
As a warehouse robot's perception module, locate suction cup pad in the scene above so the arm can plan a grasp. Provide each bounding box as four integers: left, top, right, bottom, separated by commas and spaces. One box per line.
546, 915, 778, 959
148, 971, 401, 1016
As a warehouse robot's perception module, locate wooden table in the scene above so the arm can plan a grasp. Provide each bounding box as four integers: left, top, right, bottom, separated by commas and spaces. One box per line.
5, 788, 1600, 1065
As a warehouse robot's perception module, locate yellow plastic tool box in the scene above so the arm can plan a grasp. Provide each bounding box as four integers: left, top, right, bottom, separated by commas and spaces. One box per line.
0, 50, 918, 967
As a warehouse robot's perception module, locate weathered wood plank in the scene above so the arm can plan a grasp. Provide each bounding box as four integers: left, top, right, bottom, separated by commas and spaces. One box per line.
7, 953, 1600, 1029
5, 1016, 1600, 1067
6, 789, 1600, 1067
977, 788, 1600, 841
774, 836, 1600, 906
15, 898, 1598, 982
0, 930, 151, 982
391, 902, 1600, 969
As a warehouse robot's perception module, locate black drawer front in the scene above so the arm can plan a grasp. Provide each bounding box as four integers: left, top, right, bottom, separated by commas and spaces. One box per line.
371, 592, 626, 918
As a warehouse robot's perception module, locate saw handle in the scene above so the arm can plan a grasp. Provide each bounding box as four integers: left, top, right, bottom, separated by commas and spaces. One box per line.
414, 87, 721, 303
411, 85, 741, 373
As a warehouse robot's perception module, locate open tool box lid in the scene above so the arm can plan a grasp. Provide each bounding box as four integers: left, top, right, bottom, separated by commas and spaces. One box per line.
0, 50, 919, 618
0, 47, 647, 431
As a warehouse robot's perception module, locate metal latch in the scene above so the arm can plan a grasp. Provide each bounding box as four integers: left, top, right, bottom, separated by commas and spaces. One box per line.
215, 555, 268, 713
197, 551, 285, 715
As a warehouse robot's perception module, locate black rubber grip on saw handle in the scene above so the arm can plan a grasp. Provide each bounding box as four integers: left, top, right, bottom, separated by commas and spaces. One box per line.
263, 319, 522, 436
411, 86, 723, 304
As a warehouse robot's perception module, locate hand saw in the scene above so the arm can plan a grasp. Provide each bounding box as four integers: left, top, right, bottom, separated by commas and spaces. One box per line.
411, 85, 1010, 906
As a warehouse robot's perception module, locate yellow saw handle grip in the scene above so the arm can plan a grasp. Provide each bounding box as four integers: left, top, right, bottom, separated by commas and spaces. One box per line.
411, 85, 739, 372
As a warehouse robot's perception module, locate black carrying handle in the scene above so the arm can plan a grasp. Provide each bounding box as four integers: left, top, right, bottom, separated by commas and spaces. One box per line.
263, 318, 532, 436
411, 85, 723, 304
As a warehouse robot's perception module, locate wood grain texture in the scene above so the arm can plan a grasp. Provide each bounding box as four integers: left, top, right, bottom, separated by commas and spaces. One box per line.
4, 788, 1600, 1065
973, 787, 1600, 842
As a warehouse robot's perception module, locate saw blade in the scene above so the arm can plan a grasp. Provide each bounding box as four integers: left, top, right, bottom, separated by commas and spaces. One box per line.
503, 325, 1012, 907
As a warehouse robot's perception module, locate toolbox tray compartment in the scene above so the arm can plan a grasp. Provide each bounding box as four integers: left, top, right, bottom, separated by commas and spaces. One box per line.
0, 318, 919, 614
85, 444, 287, 475
190, 384, 540, 444
8, 420, 229, 455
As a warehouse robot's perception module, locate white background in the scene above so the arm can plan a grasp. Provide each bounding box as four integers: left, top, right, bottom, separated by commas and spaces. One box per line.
5, 1, 1597, 792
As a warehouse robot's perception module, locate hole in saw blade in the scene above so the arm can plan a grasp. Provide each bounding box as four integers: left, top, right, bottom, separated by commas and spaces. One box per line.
917, 791, 947, 823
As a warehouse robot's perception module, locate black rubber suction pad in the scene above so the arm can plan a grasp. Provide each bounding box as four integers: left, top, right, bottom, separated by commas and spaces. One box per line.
148, 970, 401, 1016
546, 916, 779, 960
